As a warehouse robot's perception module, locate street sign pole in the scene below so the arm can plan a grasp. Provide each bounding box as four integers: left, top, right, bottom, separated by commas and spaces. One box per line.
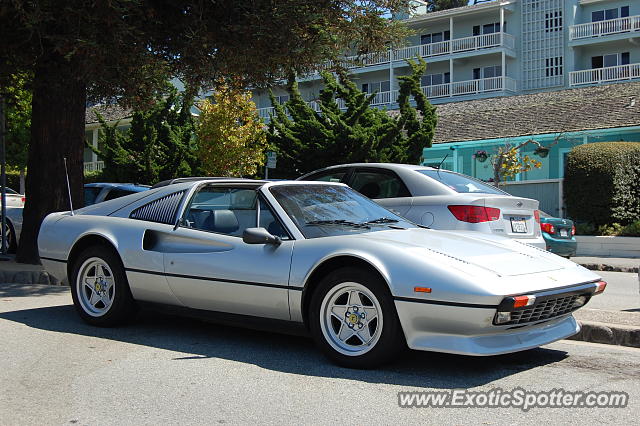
0, 95, 9, 260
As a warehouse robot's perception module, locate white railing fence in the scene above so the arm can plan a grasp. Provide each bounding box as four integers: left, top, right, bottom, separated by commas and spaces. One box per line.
569, 63, 640, 86
570, 15, 640, 40
84, 161, 104, 173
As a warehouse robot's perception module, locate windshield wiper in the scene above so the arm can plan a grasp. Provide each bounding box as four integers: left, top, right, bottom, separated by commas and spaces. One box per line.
306, 219, 371, 229
365, 217, 399, 224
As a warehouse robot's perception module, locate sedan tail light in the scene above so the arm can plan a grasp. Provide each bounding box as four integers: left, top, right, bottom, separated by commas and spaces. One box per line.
571, 225, 576, 236
534, 210, 540, 223
447, 205, 501, 223
21, 197, 26, 204
540, 223, 555, 234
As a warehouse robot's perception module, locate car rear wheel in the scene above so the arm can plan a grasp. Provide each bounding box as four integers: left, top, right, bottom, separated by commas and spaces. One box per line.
309, 267, 405, 368
70, 245, 137, 326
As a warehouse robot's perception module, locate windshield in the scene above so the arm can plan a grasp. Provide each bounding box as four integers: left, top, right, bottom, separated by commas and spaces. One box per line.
418, 170, 507, 195
269, 184, 417, 239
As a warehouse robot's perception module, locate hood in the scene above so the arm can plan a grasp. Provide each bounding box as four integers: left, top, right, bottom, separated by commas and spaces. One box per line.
353, 227, 566, 277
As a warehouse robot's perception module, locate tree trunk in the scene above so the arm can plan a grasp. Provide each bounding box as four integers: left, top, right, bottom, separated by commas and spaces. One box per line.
16, 54, 85, 264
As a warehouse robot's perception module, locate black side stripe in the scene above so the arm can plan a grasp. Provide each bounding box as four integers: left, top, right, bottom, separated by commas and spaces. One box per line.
41, 256, 67, 263
394, 296, 497, 309
125, 267, 302, 291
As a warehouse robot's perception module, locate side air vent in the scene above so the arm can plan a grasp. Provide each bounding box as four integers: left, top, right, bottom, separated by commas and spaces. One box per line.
130, 191, 186, 225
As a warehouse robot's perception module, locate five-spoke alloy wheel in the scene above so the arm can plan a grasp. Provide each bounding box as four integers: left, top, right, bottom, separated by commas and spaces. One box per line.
70, 245, 137, 326
310, 267, 405, 368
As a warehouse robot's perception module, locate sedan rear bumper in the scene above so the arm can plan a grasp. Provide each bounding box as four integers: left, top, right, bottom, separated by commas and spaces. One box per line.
395, 300, 580, 356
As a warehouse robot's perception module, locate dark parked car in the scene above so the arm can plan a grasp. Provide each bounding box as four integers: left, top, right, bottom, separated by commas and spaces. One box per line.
84, 183, 151, 206
538, 210, 577, 257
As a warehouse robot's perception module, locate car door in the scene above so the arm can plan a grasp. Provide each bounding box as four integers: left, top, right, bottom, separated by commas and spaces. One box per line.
163, 184, 294, 320
347, 168, 413, 216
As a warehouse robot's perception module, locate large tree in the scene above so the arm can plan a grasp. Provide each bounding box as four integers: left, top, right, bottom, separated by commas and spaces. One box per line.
0, 0, 412, 263
266, 57, 437, 178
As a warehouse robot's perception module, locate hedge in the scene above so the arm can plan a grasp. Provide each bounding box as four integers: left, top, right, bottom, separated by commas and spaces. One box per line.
564, 142, 640, 226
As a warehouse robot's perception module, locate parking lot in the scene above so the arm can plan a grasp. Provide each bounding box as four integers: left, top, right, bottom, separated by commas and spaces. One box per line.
1, 282, 638, 425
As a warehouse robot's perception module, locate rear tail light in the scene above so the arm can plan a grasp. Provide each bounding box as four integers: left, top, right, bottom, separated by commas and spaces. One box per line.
447, 205, 501, 223
571, 225, 576, 236
540, 223, 555, 234
21, 197, 25, 204
534, 210, 540, 223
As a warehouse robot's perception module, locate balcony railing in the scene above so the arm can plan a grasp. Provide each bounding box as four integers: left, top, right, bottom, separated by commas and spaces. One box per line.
315, 32, 515, 71
569, 63, 640, 86
422, 76, 516, 98
570, 15, 640, 40
84, 161, 104, 173
394, 32, 514, 62
256, 77, 516, 120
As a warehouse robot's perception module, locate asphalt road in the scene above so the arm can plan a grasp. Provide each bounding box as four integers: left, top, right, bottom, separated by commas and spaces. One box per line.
1, 283, 639, 425
587, 271, 639, 311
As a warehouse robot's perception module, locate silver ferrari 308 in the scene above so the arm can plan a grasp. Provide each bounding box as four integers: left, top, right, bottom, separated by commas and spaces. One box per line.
38, 179, 606, 368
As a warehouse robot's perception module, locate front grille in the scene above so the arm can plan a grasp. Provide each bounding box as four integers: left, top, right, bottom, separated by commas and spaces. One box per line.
496, 293, 589, 326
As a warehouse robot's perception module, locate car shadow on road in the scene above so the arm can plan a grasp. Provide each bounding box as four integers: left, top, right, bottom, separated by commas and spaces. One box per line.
0, 303, 570, 389
0, 283, 70, 298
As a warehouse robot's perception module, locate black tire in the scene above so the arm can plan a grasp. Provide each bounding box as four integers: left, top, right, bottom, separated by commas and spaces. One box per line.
308, 266, 405, 369
2, 221, 17, 253
70, 245, 137, 326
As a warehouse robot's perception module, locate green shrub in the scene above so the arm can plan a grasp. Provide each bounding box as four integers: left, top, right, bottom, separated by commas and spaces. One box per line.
83, 169, 106, 183
574, 222, 596, 235
597, 223, 625, 236
620, 221, 640, 237
564, 142, 640, 226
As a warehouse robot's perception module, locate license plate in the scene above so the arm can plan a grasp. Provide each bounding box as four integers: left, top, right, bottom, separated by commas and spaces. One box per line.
560, 229, 568, 237
510, 218, 527, 233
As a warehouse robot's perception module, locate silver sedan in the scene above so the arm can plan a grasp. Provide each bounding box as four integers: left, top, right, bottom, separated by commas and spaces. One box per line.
38, 179, 604, 368
299, 163, 546, 248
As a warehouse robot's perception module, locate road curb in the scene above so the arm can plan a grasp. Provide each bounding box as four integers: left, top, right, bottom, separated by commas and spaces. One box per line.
576, 262, 638, 273
569, 321, 640, 348
0, 270, 60, 286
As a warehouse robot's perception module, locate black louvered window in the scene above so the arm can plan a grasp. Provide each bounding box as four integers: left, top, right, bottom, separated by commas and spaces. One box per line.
130, 191, 186, 224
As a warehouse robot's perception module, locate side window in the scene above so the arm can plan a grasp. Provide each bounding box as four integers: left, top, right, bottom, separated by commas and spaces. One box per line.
182, 186, 258, 237
303, 169, 348, 183
258, 199, 289, 239
104, 189, 134, 201
350, 170, 411, 199
84, 187, 102, 206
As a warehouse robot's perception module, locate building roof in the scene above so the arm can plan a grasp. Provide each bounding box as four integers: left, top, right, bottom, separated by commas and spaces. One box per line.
405, 0, 509, 24
85, 103, 131, 124
433, 82, 640, 144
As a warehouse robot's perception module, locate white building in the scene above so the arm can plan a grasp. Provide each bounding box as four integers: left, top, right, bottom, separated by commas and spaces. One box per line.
252, 0, 640, 119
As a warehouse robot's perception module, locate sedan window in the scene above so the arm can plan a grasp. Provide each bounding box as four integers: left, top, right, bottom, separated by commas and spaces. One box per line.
350, 170, 410, 199
84, 187, 102, 206
418, 170, 507, 195
304, 169, 348, 183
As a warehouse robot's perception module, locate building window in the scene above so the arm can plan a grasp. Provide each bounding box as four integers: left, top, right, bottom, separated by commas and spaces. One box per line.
592, 52, 630, 69
362, 81, 391, 93
545, 57, 563, 76
545, 11, 563, 32
274, 95, 289, 105
473, 22, 505, 36
420, 31, 451, 45
421, 73, 451, 86
592, 6, 629, 22
474, 66, 502, 80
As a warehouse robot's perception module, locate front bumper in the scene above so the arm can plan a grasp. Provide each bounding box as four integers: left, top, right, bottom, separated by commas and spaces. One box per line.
395, 301, 580, 356
394, 281, 601, 356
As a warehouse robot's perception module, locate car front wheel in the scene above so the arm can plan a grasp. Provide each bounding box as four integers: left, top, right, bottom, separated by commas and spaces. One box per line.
309, 267, 405, 368
70, 245, 137, 326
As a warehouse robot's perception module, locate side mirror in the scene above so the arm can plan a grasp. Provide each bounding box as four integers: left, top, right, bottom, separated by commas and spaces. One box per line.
243, 227, 281, 245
